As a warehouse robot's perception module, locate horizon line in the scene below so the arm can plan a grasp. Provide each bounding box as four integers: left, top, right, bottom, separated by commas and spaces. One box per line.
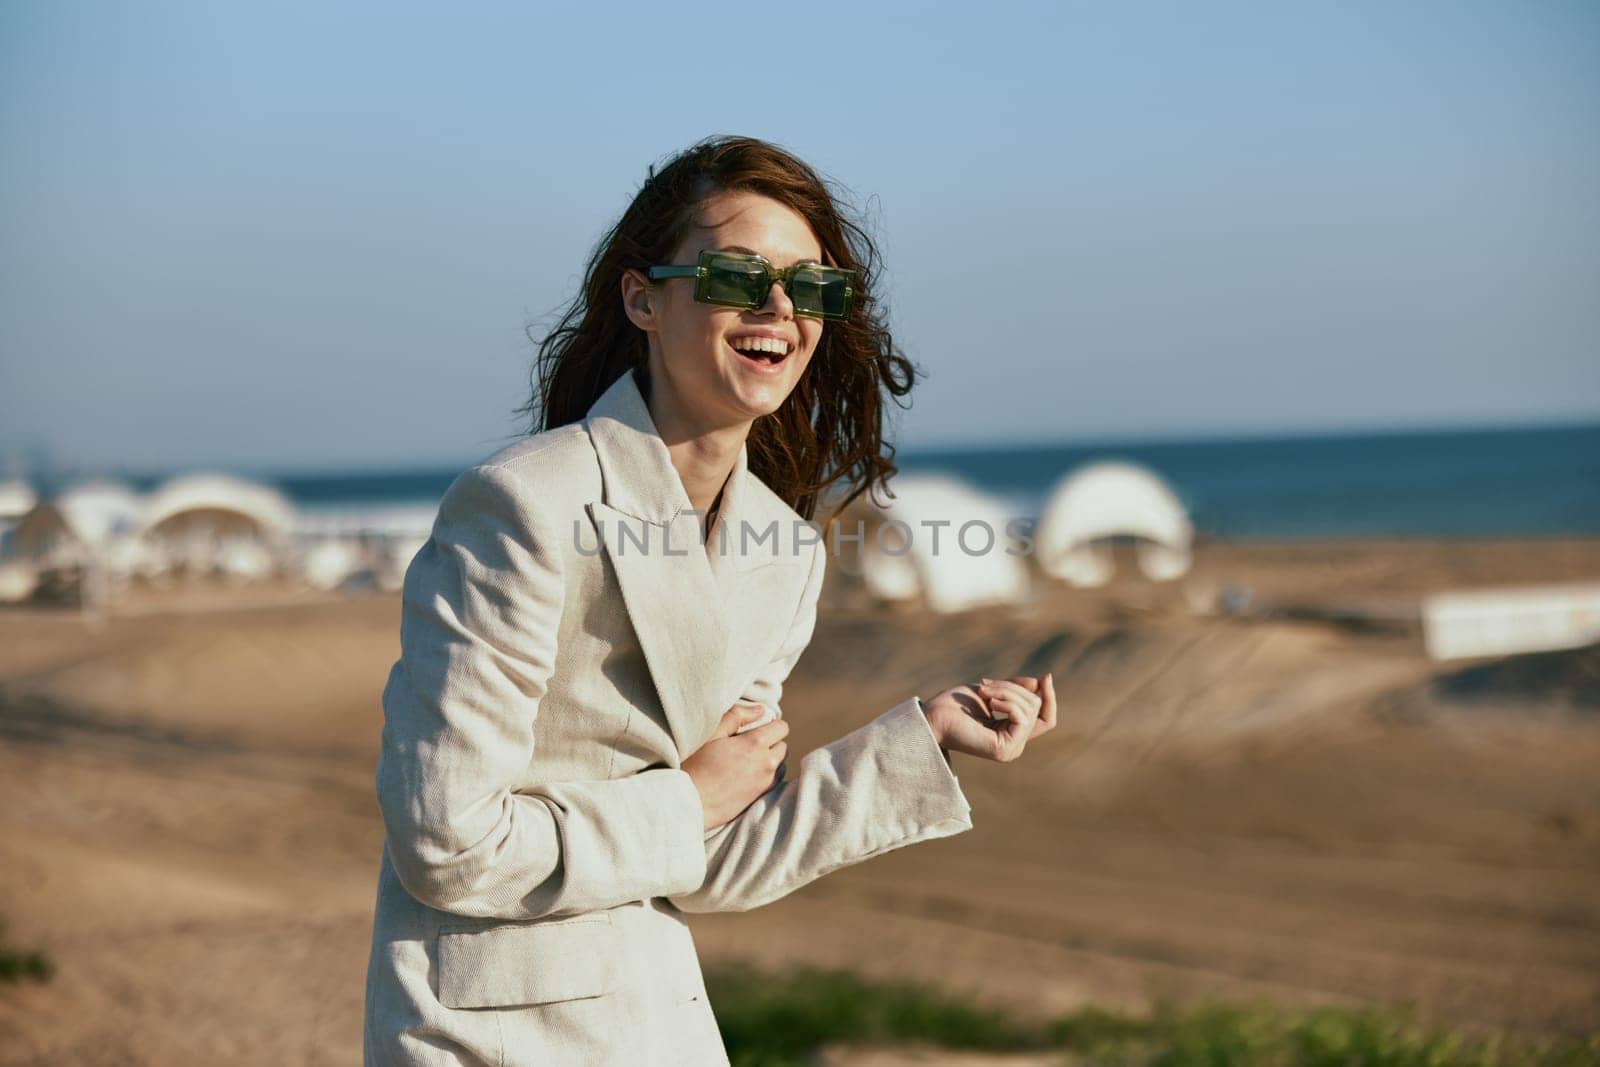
8, 411, 1598, 485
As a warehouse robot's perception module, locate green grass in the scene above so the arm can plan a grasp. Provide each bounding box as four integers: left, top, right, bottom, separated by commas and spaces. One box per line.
704, 963, 1600, 1067
0, 917, 53, 985
0, 948, 53, 984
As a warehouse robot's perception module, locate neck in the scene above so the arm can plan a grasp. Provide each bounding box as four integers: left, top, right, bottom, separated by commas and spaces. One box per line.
637, 365, 750, 528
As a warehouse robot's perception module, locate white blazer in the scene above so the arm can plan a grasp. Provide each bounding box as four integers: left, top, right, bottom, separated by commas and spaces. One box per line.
362, 368, 974, 1066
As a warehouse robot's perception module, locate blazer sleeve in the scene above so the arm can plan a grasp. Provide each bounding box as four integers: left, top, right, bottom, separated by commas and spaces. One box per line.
375, 463, 708, 920
666, 540, 974, 914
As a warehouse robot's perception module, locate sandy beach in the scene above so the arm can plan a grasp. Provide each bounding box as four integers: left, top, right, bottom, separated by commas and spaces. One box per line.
0, 537, 1596, 1064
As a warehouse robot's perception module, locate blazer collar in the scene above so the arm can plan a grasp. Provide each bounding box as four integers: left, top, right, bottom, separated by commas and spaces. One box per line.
584, 367, 751, 538
588, 369, 755, 559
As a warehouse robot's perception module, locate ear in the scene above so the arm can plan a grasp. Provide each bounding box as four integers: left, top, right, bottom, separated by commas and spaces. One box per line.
620, 268, 656, 332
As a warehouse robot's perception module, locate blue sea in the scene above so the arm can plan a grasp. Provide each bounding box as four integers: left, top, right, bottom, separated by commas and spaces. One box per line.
260, 422, 1599, 540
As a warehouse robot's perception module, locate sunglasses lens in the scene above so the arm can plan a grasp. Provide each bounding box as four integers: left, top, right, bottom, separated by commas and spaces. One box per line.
701, 255, 769, 308
788, 266, 853, 320
693, 253, 854, 320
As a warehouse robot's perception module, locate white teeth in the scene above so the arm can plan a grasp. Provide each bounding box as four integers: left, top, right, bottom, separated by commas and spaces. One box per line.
730, 336, 789, 358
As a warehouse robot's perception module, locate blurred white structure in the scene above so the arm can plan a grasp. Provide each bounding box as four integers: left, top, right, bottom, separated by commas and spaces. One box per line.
0, 561, 33, 603
10, 481, 144, 569
297, 504, 435, 591
0, 468, 447, 605
1034, 461, 1193, 587
1422, 582, 1600, 661
302, 539, 368, 591
0, 479, 41, 601
140, 472, 297, 579
7, 482, 145, 607
376, 532, 430, 591
0, 480, 36, 523
838, 473, 1030, 614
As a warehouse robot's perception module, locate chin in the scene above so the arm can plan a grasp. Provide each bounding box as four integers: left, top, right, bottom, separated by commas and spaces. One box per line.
723, 381, 793, 420
715, 361, 803, 420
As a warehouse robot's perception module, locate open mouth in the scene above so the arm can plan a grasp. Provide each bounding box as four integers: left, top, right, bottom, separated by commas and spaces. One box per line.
727, 337, 792, 369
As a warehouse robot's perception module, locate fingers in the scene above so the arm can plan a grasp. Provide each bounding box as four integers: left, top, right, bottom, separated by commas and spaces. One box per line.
1035, 672, 1058, 735
723, 702, 763, 725
986, 692, 1030, 728
978, 678, 1042, 726
719, 702, 768, 737
748, 715, 790, 745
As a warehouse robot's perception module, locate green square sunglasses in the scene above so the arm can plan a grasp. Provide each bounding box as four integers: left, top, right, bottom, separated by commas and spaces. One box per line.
647, 250, 856, 321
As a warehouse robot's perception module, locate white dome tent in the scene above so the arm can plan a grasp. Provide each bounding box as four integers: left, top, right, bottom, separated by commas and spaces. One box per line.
8, 481, 146, 605
10, 482, 145, 566
839, 473, 1031, 614
140, 472, 297, 542
1034, 461, 1194, 588
138, 472, 298, 581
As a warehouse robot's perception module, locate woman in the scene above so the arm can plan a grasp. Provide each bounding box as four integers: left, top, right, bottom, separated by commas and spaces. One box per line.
363, 135, 1058, 1066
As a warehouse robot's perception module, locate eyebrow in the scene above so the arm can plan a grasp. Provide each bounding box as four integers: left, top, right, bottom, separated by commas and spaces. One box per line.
715, 245, 824, 267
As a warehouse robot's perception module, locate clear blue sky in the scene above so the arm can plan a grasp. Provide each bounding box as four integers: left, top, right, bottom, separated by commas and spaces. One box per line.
2, 1, 1596, 475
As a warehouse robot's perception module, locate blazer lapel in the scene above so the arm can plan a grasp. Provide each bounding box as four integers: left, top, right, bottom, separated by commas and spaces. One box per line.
584, 369, 792, 760
704, 444, 801, 714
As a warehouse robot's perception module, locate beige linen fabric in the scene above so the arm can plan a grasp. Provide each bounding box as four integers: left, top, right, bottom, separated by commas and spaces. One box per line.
363, 368, 974, 1066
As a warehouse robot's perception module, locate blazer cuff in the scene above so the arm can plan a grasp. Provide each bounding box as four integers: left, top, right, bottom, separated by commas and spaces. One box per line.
877, 695, 973, 836
912, 695, 956, 771
654, 767, 711, 892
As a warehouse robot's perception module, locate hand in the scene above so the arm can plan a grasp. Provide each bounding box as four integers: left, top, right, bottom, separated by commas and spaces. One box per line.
681, 703, 790, 831
922, 673, 1057, 764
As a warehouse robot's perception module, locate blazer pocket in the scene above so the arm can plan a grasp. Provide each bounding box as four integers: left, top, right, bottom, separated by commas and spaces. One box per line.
436, 914, 620, 1010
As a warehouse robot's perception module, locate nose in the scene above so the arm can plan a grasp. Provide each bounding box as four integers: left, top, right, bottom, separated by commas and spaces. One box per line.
756, 280, 794, 320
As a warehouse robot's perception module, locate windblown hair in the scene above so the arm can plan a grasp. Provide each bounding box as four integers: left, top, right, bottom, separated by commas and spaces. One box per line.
516, 135, 917, 522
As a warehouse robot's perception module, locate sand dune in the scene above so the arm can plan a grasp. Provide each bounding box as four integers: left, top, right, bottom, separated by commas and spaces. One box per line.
0, 538, 1596, 1063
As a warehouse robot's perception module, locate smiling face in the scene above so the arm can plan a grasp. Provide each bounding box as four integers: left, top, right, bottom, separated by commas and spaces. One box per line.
623, 189, 826, 435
